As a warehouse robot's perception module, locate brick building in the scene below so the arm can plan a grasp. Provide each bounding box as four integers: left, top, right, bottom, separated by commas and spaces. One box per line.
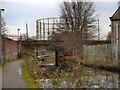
2, 36, 19, 60
110, 3, 120, 60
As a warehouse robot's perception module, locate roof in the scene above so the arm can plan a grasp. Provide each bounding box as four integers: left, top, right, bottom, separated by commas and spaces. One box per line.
2, 35, 18, 42
110, 7, 120, 21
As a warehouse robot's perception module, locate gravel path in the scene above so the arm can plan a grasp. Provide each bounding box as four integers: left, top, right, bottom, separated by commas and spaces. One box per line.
2, 60, 26, 88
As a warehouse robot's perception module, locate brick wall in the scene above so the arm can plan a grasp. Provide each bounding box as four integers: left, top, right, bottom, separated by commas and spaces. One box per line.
22, 40, 50, 50
2, 36, 18, 60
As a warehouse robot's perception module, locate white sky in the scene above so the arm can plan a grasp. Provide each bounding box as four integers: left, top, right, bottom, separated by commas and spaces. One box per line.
0, 0, 119, 39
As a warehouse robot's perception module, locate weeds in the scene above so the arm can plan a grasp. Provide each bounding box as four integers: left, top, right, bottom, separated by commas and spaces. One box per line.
21, 45, 119, 88
82, 44, 119, 72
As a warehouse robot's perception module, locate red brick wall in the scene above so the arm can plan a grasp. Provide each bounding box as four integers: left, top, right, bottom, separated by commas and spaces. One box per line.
2, 36, 18, 60
22, 40, 50, 50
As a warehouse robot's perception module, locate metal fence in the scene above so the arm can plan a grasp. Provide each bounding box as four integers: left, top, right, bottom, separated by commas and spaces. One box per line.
83, 44, 119, 61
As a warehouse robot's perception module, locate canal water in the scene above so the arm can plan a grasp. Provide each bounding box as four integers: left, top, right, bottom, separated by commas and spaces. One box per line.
38, 65, 119, 88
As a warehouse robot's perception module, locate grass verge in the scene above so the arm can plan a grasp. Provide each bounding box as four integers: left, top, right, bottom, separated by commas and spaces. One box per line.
21, 61, 39, 88
0, 58, 23, 68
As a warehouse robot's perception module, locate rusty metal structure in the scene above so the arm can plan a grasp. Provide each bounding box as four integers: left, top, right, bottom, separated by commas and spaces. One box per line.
36, 17, 62, 40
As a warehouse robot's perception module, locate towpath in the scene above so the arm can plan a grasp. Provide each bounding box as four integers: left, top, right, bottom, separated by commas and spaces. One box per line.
2, 60, 26, 88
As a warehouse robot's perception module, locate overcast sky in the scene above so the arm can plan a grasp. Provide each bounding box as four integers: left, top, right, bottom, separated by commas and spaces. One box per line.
0, 0, 119, 39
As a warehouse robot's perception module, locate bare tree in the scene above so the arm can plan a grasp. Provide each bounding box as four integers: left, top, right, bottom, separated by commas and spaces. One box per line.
50, 0, 97, 55
106, 31, 111, 40
1, 17, 8, 36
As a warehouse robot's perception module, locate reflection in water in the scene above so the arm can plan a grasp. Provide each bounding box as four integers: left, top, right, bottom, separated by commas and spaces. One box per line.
39, 79, 68, 88
39, 66, 118, 88
82, 66, 118, 88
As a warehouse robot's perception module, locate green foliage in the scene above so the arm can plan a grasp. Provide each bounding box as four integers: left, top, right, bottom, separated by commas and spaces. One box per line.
53, 79, 59, 86
21, 46, 119, 88
19, 46, 33, 58
2, 58, 22, 68
3, 57, 6, 64
21, 61, 39, 88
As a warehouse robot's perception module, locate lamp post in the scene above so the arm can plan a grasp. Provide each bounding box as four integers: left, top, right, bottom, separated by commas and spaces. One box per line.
17, 29, 20, 57
0, 9, 4, 65
18, 29, 20, 40
98, 19, 100, 40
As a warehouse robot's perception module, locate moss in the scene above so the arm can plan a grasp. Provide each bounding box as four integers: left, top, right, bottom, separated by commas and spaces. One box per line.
21, 61, 39, 88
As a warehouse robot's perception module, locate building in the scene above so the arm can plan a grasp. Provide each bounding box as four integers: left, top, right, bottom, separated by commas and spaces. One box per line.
2, 36, 19, 61
110, 7, 120, 44
110, 3, 120, 60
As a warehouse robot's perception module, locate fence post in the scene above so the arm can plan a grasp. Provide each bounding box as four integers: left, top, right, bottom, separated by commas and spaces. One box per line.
55, 51, 58, 67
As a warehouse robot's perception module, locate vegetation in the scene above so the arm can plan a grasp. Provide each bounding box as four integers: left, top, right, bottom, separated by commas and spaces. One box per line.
19, 40, 119, 88
18, 1, 119, 88
106, 31, 111, 40
21, 56, 91, 88
50, 1, 98, 56
81, 45, 119, 72
21, 54, 119, 88
1, 11, 8, 37
1, 58, 22, 68
21, 61, 39, 88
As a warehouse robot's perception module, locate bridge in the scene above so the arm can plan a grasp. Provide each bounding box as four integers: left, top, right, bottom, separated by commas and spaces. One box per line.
21, 40, 50, 50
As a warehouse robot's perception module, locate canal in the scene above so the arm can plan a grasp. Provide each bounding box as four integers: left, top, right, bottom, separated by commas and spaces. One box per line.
35, 50, 119, 88
38, 65, 119, 88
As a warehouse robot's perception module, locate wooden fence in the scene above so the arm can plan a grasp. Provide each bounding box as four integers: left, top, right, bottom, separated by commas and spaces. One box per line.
83, 44, 118, 61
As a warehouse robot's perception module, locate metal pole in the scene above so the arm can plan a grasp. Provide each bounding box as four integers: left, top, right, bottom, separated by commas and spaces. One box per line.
0, 9, 4, 65
26, 23, 28, 39
40, 20, 41, 40
43, 19, 45, 40
36, 20, 38, 40
0, 10, 2, 65
53, 17, 55, 32
18, 29, 20, 55
18, 29, 20, 39
98, 19, 100, 40
48, 18, 49, 40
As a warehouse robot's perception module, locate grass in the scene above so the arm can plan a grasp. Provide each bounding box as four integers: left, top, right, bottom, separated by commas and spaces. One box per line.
1, 57, 39, 88
0, 58, 23, 68
21, 61, 39, 88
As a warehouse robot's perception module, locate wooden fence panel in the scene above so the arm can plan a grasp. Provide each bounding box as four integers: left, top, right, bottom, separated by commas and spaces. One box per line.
83, 44, 118, 61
